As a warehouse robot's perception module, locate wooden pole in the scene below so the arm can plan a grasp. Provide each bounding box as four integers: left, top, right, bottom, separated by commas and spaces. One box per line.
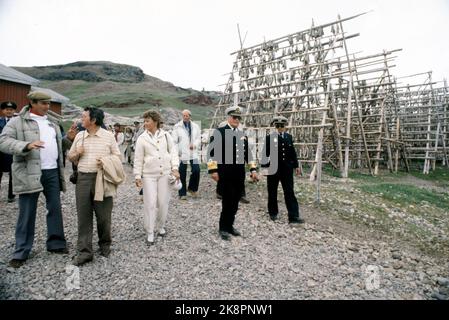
339, 15, 373, 176
442, 79, 449, 167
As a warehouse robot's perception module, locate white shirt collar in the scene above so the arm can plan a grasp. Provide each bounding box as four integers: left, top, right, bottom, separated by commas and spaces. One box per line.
146, 129, 160, 138
227, 123, 239, 131
29, 113, 48, 120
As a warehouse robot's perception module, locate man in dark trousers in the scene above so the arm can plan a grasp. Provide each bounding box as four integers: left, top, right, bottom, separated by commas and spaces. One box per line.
0, 92, 68, 268
207, 105, 259, 240
261, 116, 305, 224
0, 101, 17, 203
215, 119, 250, 204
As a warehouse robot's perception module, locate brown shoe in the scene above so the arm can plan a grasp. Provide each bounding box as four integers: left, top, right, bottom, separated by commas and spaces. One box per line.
240, 197, 250, 204
188, 190, 199, 198
9, 259, 25, 268
72, 255, 93, 266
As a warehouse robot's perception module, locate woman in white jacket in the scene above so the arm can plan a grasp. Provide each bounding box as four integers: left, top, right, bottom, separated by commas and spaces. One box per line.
133, 110, 180, 244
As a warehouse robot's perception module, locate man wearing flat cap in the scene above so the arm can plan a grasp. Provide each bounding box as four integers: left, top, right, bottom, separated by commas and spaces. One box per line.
207, 104, 259, 240
261, 115, 305, 224
0, 91, 68, 268
0, 101, 17, 203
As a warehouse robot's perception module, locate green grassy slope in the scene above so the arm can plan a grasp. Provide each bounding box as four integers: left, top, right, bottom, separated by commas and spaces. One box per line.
40, 79, 218, 128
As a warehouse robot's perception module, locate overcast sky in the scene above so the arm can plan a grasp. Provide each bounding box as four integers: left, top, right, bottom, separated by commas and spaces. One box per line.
1, 0, 448, 91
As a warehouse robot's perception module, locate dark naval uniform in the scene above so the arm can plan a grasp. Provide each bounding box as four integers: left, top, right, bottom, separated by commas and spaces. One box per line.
208, 122, 257, 237
261, 129, 303, 223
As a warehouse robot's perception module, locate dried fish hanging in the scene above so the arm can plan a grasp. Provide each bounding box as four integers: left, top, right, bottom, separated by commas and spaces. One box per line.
389, 72, 449, 173
211, 11, 446, 186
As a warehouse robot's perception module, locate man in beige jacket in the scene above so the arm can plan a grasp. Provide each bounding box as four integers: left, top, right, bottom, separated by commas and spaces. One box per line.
94, 155, 125, 201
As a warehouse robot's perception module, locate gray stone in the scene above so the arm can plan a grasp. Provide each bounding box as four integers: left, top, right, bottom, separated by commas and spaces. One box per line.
439, 287, 449, 296
436, 277, 449, 287
431, 292, 448, 300
392, 252, 402, 260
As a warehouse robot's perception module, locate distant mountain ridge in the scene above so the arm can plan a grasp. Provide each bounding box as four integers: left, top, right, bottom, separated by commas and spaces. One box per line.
14, 61, 146, 83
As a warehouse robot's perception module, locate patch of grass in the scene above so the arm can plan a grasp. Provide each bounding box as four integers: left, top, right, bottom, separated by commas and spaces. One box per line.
72, 91, 150, 106
359, 183, 449, 211
409, 167, 449, 187
357, 201, 392, 229
322, 165, 342, 178
348, 171, 379, 182
64, 82, 92, 97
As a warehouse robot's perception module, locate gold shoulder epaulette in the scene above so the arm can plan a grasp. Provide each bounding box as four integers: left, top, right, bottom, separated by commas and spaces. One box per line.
207, 160, 218, 171
249, 161, 257, 170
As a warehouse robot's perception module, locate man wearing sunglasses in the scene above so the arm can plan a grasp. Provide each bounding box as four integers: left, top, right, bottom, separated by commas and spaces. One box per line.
207, 105, 259, 241
261, 116, 305, 224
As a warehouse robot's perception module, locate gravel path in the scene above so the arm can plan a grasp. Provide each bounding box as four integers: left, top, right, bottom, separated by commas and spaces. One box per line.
0, 165, 448, 300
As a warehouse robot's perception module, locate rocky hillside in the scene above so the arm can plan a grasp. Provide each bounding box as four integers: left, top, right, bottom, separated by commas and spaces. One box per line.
14, 61, 221, 127
15, 61, 146, 83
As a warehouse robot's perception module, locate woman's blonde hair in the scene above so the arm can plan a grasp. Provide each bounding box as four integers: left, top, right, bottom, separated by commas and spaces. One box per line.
142, 110, 163, 129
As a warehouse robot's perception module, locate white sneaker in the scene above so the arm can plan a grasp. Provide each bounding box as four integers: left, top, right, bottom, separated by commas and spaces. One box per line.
146, 233, 154, 244
158, 228, 166, 237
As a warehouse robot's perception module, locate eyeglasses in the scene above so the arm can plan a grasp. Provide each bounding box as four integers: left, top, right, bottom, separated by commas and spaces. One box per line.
232, 116, 241, 120
275, 124, 285, 128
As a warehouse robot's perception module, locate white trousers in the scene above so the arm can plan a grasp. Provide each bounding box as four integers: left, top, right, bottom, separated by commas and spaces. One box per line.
119, 144, 128, 164
142, 175, 170, 235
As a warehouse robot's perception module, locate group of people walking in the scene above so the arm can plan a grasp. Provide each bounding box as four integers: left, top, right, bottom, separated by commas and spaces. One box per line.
0, 93, 304, 268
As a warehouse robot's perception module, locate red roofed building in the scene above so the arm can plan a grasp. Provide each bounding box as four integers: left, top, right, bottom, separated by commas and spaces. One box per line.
0, 63, 68, 115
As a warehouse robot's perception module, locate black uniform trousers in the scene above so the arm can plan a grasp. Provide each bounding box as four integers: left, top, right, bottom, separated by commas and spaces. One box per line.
267, 166, 300, 221
219, 165, 245, 232
216, 178, 246, 198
